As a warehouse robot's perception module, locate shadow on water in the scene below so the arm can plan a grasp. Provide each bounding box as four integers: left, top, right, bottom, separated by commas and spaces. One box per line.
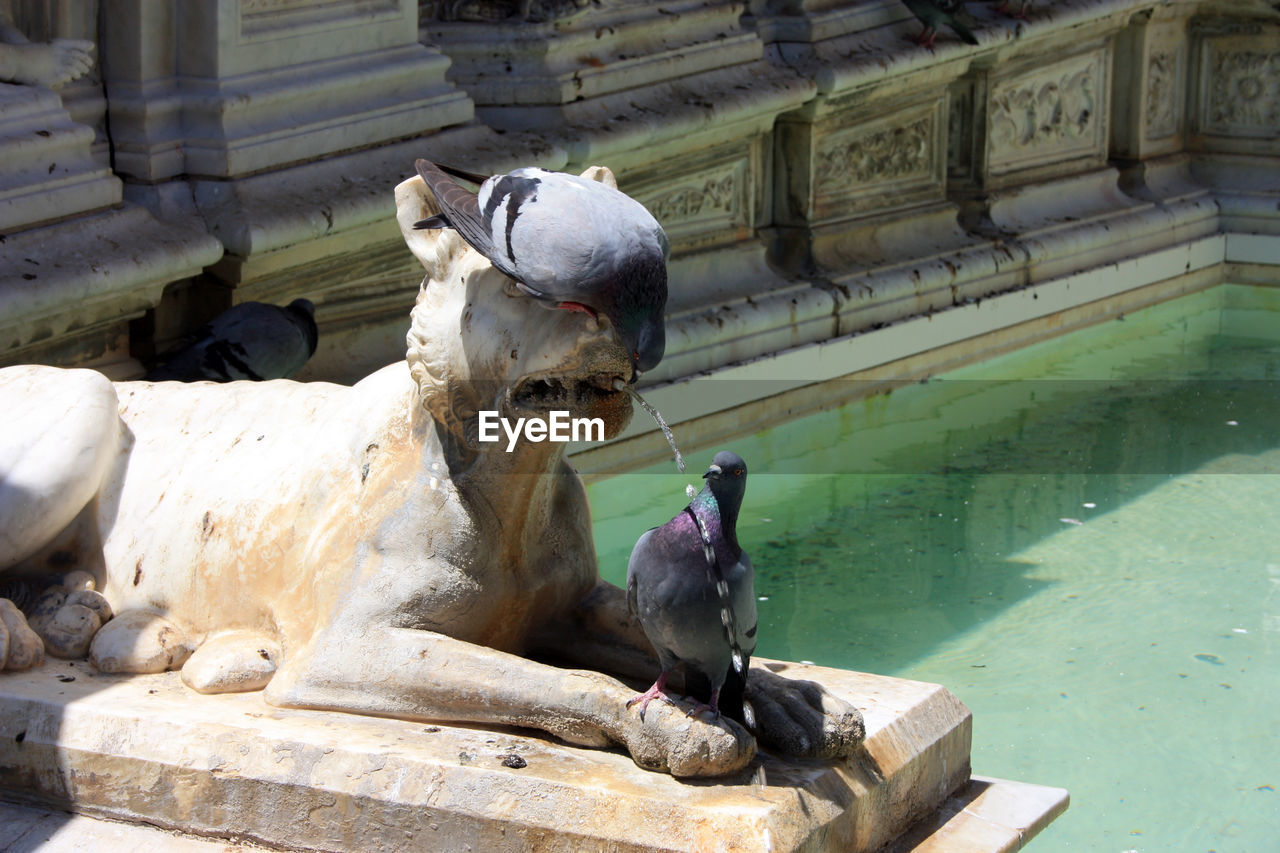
588, 292, 1280, 678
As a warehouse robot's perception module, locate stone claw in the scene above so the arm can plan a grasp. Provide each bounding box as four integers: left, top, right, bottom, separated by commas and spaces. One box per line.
683, 702, 719, 721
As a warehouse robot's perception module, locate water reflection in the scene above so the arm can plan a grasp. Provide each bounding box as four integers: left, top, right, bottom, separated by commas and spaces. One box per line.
588, 285, 1280, 850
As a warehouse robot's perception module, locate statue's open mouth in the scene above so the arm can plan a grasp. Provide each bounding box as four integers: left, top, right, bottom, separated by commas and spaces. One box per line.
509, 372, 628, 413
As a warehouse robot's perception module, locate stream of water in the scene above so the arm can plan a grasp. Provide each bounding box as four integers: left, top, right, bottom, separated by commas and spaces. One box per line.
588, 284, 1280, 851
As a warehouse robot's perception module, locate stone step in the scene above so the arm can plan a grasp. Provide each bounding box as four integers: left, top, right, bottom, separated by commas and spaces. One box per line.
0, 82, 120, 233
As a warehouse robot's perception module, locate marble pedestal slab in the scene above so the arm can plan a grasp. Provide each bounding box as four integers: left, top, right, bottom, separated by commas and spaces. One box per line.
0, 658, 1064, 852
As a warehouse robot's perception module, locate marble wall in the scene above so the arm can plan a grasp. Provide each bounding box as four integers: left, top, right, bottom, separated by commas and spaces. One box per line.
0, 0, 1276, 383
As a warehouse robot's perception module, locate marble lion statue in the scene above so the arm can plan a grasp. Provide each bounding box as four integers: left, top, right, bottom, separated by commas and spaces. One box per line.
0, 167, 863, 777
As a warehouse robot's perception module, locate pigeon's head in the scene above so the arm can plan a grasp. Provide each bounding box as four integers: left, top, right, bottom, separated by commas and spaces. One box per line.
702, 451, 748, 504
286, 299, 319, 357
606, 248, 667, 378
398, 172, 634, 458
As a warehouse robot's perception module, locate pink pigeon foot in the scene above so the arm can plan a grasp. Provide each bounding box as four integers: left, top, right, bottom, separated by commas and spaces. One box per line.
682, 687, 722, 721
627, 672, 676, 721
912, 28, 938, 50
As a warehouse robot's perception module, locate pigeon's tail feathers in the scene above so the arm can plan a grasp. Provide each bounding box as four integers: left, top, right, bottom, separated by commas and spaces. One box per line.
943, 3, 980, 44
413, 213, 451, 230
715, 658, 751, 727
414, 159, 502, 265
433, 162, 491, 186
949, 16, 979, 44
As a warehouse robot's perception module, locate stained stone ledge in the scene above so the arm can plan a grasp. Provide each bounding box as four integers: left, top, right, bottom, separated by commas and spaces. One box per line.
0, 203, 223, 373
0, 83, 120, 234
0, 658, 1062, 852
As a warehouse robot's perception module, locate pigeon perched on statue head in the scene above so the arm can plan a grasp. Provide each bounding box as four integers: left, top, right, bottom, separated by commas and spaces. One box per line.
902, 0, 980, 48
144, 298, 318, 382
626, 450, 758, 724
413, 159, 669, 379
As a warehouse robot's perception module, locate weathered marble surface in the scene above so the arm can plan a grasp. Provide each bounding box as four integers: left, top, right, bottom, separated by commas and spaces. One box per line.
0, 170, 863, 784
0, 658, 1006, 853
4, 0, 1277, 388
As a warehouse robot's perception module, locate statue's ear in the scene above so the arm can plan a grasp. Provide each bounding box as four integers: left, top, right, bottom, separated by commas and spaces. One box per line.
395, 175, 448, 272
579, 165, 618, 190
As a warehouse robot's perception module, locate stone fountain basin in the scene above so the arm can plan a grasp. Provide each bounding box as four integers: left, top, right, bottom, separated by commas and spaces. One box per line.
0, 657, 1065, 852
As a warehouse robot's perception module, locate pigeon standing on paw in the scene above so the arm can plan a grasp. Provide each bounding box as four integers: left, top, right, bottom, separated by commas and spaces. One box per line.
626, 451, 757, 724
902, 0, 980, 48
145, 298, 318, 382
413, 159, 669, 377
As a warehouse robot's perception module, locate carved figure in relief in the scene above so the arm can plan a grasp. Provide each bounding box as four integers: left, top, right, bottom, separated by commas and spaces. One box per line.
0, 166, 863, 778
990, 64, 1097, 153
816, 119, 933, 189
0, 4, 93, 88
423, 0, 591, 23
1145, 49, 1180, 139
1207, 47, 1280, 132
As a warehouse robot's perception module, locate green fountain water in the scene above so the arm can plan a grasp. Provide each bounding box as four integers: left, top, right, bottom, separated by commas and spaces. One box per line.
588, 284, 1280, 851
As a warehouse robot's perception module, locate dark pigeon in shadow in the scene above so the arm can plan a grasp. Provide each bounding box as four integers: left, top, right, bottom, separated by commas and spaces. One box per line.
144, 298, 318, 382
413, 159, 669, 378
626, 451, 758, 725
902, 0, 980, 48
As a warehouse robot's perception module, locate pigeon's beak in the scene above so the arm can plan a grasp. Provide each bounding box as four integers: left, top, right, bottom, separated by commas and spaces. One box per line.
633, 321, 665, 375
703, 463, 722, 480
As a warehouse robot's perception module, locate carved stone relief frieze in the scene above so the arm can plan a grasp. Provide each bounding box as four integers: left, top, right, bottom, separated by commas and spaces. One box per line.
808, 99, 946, 221
630, 147, 755, 252
1199, 39, 1279, 139
816, 116, 931, 188
648, 171, 738, 226
420, 0, 592, 23
1145, 45, 1184, 140
988, 47, 1108, 178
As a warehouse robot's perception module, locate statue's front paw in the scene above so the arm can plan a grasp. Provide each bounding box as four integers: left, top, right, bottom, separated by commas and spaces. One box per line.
29, 580, 113, 660
748, 666, 865, 760
0, 598, 44, 671
91, 610, 193, 674
625, 699, 755, 778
